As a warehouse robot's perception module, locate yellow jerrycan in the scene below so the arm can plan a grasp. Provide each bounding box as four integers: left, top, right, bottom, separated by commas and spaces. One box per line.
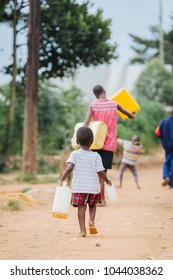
71, 121, 107, 150
110, 88, 140, 119
52, 182, 71, 219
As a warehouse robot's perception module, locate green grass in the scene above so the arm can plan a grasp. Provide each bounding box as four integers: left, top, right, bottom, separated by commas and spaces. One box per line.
20, 187, 32, 193
7, 200, 21, 210
16, 174, 58, 184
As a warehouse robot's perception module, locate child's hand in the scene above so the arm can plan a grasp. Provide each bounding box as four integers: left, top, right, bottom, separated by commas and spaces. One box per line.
132, 112, 136, 119
60, 180, 63, 186
107, 179, 112, 186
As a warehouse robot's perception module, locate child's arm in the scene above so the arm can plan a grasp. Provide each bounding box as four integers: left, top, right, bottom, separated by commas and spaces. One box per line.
60, 162, 74, 182
117, 104, 135, 119
117, 138, 124, 145
97, 171, 112, 185
139, 145, 145, 153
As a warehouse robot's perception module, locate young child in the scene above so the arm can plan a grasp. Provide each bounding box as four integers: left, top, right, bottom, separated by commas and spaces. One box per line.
60, 126, 111, 237
117, 135, 144, 189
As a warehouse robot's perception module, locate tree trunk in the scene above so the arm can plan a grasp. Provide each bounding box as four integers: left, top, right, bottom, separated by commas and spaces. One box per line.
3, 0, 17, 156
22, 0, 40, 175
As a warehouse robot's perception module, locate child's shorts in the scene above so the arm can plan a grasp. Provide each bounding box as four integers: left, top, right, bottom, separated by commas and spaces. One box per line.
71, 193, 101, 207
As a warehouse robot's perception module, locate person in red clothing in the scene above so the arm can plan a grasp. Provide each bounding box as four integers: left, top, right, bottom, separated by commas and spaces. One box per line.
155, 110, 173, 187
83, 85, 135, 206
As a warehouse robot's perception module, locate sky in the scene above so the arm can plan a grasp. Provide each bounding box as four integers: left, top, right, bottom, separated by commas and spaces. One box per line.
0, 0, 173, 86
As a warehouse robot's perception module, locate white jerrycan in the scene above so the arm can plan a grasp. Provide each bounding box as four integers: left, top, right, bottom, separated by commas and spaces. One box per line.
52, 182, 71, 219
105, 180, 118, 202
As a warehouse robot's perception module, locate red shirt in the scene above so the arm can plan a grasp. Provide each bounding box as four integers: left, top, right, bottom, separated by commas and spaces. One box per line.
91, 99, 118, 151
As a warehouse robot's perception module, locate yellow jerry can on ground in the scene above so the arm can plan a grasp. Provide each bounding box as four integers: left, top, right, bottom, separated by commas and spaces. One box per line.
71, 121, 107, 150
110, 88, 140, 119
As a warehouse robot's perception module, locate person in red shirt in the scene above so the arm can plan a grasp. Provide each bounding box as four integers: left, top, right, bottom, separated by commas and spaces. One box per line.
83, 85, 135, 205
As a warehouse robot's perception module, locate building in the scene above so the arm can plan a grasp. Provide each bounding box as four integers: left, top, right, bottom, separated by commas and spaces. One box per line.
51, 64, 145, 101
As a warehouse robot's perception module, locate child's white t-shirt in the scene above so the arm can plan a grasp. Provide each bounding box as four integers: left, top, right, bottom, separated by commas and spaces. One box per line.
66, 149, 104, 194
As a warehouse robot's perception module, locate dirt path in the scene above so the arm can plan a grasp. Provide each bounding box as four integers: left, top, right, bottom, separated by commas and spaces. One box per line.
0, 150, 173, 260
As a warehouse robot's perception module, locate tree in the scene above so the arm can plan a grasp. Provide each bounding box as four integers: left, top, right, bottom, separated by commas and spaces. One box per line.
0, 0, 28, 155
1, 0, 117, 81
129, 20, 173, 67
22, 0, 118, 176
1, 0, 118, 175
39, 0, 117, 79
133, 58, 173, 106
22, 0, 40, 175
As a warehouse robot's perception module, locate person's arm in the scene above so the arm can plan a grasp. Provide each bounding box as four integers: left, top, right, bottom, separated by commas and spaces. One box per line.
139, 145, 145, 153
117, 138, 123, 145
60, 162, 74, 183
117, 104, 135, 119
97, 170, 112, 185
83, 105, 92, 126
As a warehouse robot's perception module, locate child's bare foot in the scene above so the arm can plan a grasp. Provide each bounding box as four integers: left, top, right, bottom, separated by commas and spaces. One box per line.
79, 227, 86, 237
117, 184, 122, 188
79, 231, 86, 237
137, 185, 141, 189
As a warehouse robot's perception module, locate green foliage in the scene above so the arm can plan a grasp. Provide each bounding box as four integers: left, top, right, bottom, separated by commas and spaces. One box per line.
0, 83, 24, 155
123, 58, 172, 151
1, 0, 117, 80
0, 0, 28, 78
133, 58, 173, 106
0, 82, 88, 157
0, 0, 10, 20
17, 174, 57, 184
7, 200, 21, 210
37, 156, 58, 174
164, 28, 173, 66
40, 0, 117, 79
129, 20, 173, 66
117, 96, 166, 152
20, 187, 32, 193
38, 82, 88, 153
0, 86, 9, 152
129, 26, 159, 64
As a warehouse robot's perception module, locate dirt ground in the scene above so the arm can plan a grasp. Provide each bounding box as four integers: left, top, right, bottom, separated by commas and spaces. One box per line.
0, 149, 173, 260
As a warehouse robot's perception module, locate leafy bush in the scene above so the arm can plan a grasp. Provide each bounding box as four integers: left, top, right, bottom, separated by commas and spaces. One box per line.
7, 200, 21, 211
38, 82, 88, 153
0, 82, 88, 158
117, 97, 166, 152
134, 58, 173, 106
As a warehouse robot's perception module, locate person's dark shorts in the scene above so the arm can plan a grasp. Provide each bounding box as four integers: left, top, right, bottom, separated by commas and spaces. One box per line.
71, 193, 101, 207
92, 149, 113, 170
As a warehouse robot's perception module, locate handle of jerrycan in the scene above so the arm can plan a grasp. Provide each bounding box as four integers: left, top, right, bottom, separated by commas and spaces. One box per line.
62, 181, 71, 189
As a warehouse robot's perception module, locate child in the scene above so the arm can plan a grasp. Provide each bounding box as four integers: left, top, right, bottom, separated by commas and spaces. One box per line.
60, 126, 111, 237
117, 135, 144, 189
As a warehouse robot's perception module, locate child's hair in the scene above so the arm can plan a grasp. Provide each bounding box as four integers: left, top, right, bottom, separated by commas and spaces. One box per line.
93, 85, 105, 98
76, 127, 94, 147
132, 135, 140, 144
